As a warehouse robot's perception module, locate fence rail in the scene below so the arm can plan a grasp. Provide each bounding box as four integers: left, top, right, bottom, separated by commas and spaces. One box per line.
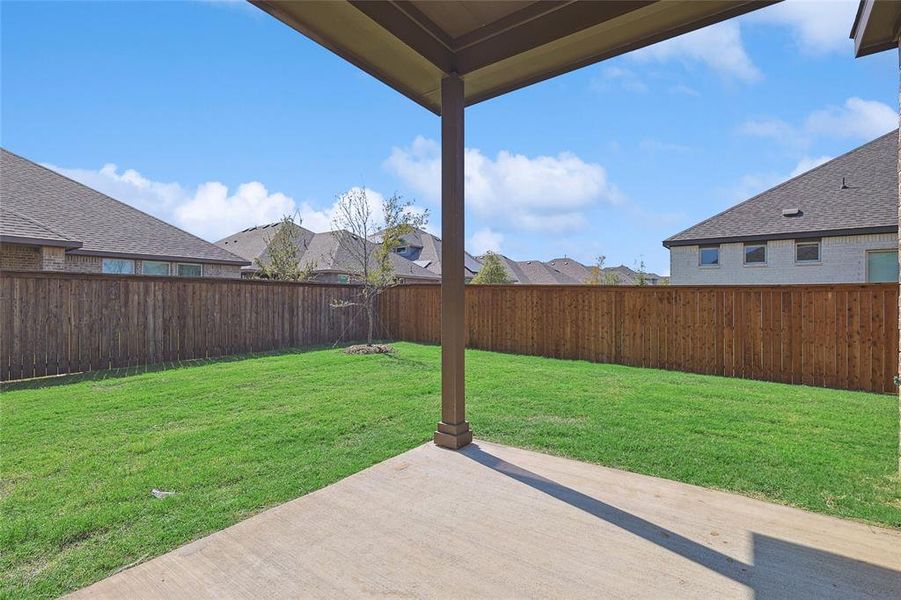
379, 284, 899, 394
0, 271, 365, 381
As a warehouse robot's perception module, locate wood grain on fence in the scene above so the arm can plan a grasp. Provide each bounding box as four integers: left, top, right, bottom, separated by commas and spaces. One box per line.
379, 284, 899, 394
0, 271, 365, 381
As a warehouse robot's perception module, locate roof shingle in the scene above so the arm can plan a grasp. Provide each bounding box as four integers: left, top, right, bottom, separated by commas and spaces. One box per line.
216, 222, 440, 280
663, 130, 898, 247
1, 149, 248, 264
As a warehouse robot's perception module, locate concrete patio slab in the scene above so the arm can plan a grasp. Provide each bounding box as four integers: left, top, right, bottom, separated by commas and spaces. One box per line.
69, 440, 901, 599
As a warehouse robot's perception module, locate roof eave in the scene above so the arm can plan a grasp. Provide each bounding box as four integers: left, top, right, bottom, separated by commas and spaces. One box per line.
850, 0, 901, 58
0, 235, 83, 250
66, 249, 251, 266
252, 1, 777, 114
662, 225, 898, 248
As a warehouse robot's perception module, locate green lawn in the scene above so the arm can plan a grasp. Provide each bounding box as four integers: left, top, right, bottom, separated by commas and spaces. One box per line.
2, 342, 899, 599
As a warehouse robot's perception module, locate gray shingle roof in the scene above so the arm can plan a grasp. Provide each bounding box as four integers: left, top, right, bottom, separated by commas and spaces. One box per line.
371, 227, 482, 277
484, 254, 579, 285
216, 222, 440, 281
0, 148, 248, 264
663, 130, 898, 247
0, 205, 81, 248
546, 258, 593, 283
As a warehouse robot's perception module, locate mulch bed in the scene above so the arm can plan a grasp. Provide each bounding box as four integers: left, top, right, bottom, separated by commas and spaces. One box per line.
344, 344, 395, 355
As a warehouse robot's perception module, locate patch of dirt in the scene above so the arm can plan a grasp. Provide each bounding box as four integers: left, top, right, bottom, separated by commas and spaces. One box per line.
344, 344, 395, 355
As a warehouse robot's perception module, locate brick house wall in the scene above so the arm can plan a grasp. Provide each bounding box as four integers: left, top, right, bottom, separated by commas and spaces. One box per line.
40, 246, 66, 271
0, 244, 41, 271
669, 233, 897, 285
0, 243, 242, 279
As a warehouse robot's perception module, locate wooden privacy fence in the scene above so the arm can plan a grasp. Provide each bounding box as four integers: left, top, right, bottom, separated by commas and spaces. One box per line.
0, 271, 366, 381
379, 284, 900, 394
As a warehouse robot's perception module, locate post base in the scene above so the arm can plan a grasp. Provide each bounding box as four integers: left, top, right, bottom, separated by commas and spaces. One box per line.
434, 420, 473, 449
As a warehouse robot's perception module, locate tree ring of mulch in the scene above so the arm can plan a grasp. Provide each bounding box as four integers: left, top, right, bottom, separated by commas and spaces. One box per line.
344, 344, 395, 355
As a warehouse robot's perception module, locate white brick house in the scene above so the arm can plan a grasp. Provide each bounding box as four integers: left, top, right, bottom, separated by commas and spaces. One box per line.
664, 131, 899, 285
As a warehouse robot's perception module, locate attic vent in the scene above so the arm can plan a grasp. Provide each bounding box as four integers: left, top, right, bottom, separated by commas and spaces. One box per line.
782, 208, 802, 217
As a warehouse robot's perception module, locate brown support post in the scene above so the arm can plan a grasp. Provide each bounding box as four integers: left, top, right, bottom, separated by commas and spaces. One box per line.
434, 73, 472, 450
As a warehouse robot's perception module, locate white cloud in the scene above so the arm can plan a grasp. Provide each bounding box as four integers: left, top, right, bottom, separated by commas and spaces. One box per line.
639, 138, 691, 153
789, 155, 833, 177
591, 66, 647, 93
385, 137, 622, 234
468, 228, 504, 255
174, 181, 296, 240
805, 97, 897, 140
738, 117, 807, 148
46, 162, 357, 241
747, 0, 857, 55
739, 97, 896, 150
632, 21, 761, 82
726, 154, 835, 203
668, 84, 700, 97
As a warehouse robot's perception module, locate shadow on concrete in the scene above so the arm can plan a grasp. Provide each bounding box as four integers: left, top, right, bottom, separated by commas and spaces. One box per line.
462, 444, 901, 600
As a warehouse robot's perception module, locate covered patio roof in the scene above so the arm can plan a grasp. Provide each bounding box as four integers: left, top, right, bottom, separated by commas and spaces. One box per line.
252, 0, 775, 114
851, 0, 901, 57
250, 0, 779, 450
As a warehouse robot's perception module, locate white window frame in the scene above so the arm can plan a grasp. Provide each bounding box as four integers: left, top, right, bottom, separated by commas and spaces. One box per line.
175, 263, 203, 278
698, 245, 720, 268
743, 242, 767, 266
141, 260, 170, 276
101, 258, 135, 275
795, 240, 821, 264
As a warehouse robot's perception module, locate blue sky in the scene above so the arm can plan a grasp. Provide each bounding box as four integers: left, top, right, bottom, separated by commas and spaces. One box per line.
2, 0, 897, 275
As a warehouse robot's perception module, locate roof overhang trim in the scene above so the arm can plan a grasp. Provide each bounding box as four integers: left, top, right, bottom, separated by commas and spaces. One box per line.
251, 0, 777, 115
66, 249, 251, 266
0, 235, 83, 250
662, 225, 898, 248
850, 0, 901, 57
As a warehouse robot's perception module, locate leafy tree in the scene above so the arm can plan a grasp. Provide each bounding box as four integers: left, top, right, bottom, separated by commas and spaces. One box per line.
472, 252, 513, 284
634, 257, 649, 286
584, 255, 606, 285
331, 188, 428, 345
602, 270, 622, 285
255, 214, 317, 281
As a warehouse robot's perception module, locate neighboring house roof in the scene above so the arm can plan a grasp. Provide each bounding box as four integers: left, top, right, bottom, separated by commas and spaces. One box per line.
546, 258, 593, 283
663, 130, 899, 248
601, 265, 665, 285
217, 222, 316, 272
0, 205, 82, 249
217, 222, 440, 281
371, 227, 482, 277
0, 148, 249, 265
483, 254, 578, 285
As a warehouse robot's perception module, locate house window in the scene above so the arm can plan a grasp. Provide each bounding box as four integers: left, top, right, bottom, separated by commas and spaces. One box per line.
142, 260, 170, 276
699, 245, 719, 267
336, 274, 349, 284
102, 258, 135, 274
176, 263, 202, 277
867, 250, 899, 283
795, 240, 820, 263
743, 243, 766, 265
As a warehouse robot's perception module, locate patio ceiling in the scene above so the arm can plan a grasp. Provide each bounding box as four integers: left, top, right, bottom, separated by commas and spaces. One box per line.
251, 0, 777, 114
